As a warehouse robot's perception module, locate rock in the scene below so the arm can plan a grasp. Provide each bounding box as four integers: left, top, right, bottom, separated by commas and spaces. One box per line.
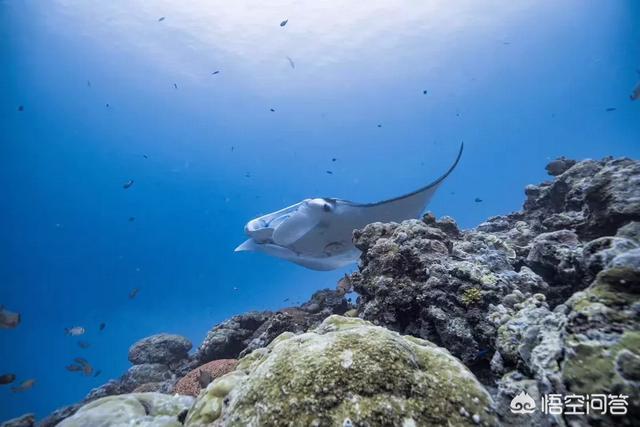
185, 315, 498, 426
57, 393, 194, 427
545, 157, 577, 176
196, 311, 274, 362
128, 334, 192, 365
0, 414, 35, 427
197, 289, 351, 362
37, 404, 81, 427
121, 363, 175, 392
494, 372, 546, 426
173, 359, 238, 396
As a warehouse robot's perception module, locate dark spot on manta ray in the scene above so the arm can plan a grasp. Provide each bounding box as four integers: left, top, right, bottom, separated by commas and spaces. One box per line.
605, 107, 616, 112
280, 19, 288, 27
474, 197, 483, 203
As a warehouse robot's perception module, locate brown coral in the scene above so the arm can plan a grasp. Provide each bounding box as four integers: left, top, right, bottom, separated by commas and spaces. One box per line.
172, 359, 237, 397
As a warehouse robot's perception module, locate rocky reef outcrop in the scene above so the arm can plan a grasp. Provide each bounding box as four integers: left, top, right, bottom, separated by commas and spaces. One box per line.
30, 155, 639, 427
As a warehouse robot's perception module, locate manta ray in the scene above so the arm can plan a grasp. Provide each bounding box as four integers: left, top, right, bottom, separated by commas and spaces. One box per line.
235, 143, 463, 270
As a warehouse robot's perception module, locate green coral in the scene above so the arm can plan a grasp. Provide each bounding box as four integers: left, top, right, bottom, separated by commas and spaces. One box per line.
58, 392, 194, 427
561, 261, 640, 426
461, 287, 483, 306
186, 315, 497, 426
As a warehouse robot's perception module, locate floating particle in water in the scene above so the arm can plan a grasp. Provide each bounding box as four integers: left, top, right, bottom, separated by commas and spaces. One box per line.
106, 103, 110, 108
143, 154, 148, 159
99, 322, 106, 331
129, 288, 140, 299
78, 340, 91, 349
123, 179, 134, 189
128, 217, 135, 222
245, 172, 251, 178
605, 107, 617, 112
332, 158, 337, 162
280, 19, 288, 27
286, 56, 295, 69
158, 17, 165, 22
474, 198, 483, 203
17, 105, 24, 112
326, 170, 333, 175
87, 80, 91, 87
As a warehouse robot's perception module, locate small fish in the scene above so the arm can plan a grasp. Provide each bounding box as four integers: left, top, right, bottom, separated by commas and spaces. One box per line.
423, 90, 427, 95
270, 108, 275, 112
286, 56, 295, 69
0, 306, 21, 329
74, 357, 89, 366
197, 370, 213, 388
605, 107, 616, 112
283, 298, 289, 302
78, 340, 91, 349
99, 322, 106, 331
158, 17, 165, 22
128, 217, 135, 222
173, 83, 178, 89
280, 19, 288, 27
332, 158, 337, 162
123, 179, 134, 189
82, 364, 94, 377
474, 198, 483, 203
11, 379, 35, 393
94, 370, 102, 377
65, 326, 85, 336
326, 170, 333, 175
631, 81, 640, 101
65, 364, 82, 372
0, 373, 16, 385
377, 124, 382, 128
128, 288, 140, 299
143, 154, 148, 159
106, 103, 110, 108
212, 70, 220, 75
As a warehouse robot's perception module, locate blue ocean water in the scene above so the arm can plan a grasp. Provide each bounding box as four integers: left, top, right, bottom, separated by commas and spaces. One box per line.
1, 0, 639, 421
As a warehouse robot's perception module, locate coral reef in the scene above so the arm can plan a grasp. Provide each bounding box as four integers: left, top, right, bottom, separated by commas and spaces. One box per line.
186, 315, 497, 426
33, 155, 639, 427
57, 393, 193, 427
173, 359, 238, 397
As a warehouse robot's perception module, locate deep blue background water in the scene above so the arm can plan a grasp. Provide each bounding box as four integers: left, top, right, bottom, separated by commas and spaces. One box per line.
1, 0, 639, 421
